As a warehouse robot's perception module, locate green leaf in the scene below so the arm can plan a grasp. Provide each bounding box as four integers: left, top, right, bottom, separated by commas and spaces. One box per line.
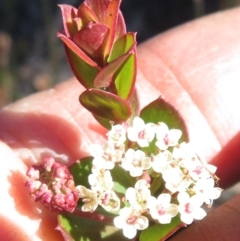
139, 216, 186, 241
58, 32, 99, 68
149, 175, 165, 197
79, 89, 132, 123
114, 52, 136, 100
94, 52, 131, 89
57, 213, 128, 241
93, 114, 112, 129
111, 165, 133, 194
140, 96, 189, 143
108, 32, 136, 63
69, 157, 93, 188
62, 43, 100, 89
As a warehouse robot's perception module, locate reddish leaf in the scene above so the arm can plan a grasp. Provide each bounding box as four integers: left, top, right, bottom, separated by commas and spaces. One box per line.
57, 32, 99, 67
115, 11, 126, 39
102, 0, 122, 60
79, 89, 132, 122
59, 5, 78, 38
77, 2, 99, 25
85, 0, 110, 22
73, 22, 109, 64
94, 52, 131, 88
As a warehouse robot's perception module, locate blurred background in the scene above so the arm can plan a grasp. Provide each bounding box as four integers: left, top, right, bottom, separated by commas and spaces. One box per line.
0, 0, 240, 107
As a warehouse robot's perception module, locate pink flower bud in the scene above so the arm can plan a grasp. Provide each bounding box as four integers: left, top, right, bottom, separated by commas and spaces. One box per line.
25, 157, 80, 212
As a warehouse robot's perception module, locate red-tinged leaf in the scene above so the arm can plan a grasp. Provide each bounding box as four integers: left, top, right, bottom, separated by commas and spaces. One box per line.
77, 2, 99, 25
72, 17, 82, 32
114, 50, 136, 100
94, 52, 131, 89
139, 216, 186, 241
102, 0, 121, 60
58, 32, 99, 68
59, 5, 78, 38
79, 89, 132, 122
93, 114, 112, 129
108, 32, 136, 63
140, 96, 189, 142
85, 0, 110, 22
64, 46, 99, 88
73, 22, 109, 65
115, 11, 126, 39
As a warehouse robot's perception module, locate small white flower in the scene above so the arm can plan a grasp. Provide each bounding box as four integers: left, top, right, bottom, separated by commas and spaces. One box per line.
172, 142, 198, 164
151, 150, 173, 173
121, 149, 151, 177
162, 165, 191, 193
107, 124, 127, 146
91, 142, 123, 170
125, 179, 151, 209
155, 122, 182, 150
99, 190, 120, 212
188, 162, 217, 181
114, 205, 149, 239
193, 178, 222, 207
177, 192, 206, 224
148, 193, 178, 224
76, 186, 98, 212
127, 117, 156, 147
88, 169, 114, 192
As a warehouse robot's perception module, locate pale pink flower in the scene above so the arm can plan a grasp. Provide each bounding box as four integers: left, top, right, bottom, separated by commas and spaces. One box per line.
155, 122, 182, 150
114, 205, 149, 239
148, 193, 178, 224
121, 149, 151, 177
127, 117, 156, 147
178, 192, 206, 224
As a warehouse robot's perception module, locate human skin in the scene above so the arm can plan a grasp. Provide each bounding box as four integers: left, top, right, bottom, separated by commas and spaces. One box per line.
0, 6, 240, 241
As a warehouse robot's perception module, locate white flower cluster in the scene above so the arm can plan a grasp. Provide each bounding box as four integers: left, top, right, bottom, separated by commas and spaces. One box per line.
76, 117, 222, 239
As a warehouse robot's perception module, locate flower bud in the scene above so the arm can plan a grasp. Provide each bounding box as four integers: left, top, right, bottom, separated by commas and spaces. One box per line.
26, 157, 80, 212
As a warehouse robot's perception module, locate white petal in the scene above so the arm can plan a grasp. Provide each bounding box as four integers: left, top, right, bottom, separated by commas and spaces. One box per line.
177, 192, 190, 204
135, 179, 148, 189
158, 214, 172, 224
114, 216, 125, 229
192, 207, 206, 220
134, 216, 149, 230
123, 225, 137, 239
157, 193, 171, 206
168, 129, 182, 146
133, 117, 145, 130
138, 139, 150, 147
163, 205, 178, 218
127, 128, 138, 142
180, 213, 193, 224
130, 167, 143, 177
147, 196, 157, 209
125, 187, 136, 203
190, 195, 204, 207
210, 187, 222, 200
180, 213, 193, 225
